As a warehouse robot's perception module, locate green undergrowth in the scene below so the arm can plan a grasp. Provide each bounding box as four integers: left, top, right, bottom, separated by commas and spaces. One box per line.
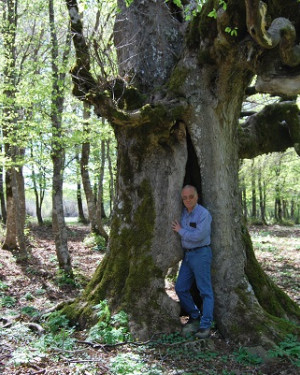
87, 299, 131, 345
83, 232, 107, 252
1, 306, 300, 374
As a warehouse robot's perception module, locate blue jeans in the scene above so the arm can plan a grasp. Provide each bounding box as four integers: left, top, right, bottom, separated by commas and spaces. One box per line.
175, 246, 214, 329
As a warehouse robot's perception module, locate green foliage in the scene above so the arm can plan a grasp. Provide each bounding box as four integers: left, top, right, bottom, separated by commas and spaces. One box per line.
55, 269, 78, 287
84, 232, 107, 252
87, 300, 131, 345
109, 352, 163, 375
43, 311, 71, 334
1, 295, 17, 307
34, 288, 47, 296
20, 306, 40, 318
125, 0, 133, 7
225, 26, 238, 36
151, 333, 219, 363
35, 328, 75, 352
240, 149, 300, 224
9, 345, 46, 366
233, 347, 263, 365
208, 0, 227, 18
172, 0, 183, 8
0, 281, 9, 290
1, 318, 74, 367
4, 323, 47, 367
164, 0, 205, 20
268, 335, 300, 367
23, 292, 34, 301
152, 332, 187, 345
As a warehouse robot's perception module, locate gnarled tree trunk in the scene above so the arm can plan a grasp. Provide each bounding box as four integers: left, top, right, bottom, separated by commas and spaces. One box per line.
63, 0, 300, 344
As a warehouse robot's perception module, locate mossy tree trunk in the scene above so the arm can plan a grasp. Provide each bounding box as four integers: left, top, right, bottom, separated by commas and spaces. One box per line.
66, 120, 188, 336
64, 0, 300, 344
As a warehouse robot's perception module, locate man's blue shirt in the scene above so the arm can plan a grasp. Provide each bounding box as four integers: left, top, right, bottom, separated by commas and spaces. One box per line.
178, 203, 212, 249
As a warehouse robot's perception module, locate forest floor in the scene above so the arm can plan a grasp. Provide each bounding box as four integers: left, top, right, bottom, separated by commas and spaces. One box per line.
0, 223, 299, 375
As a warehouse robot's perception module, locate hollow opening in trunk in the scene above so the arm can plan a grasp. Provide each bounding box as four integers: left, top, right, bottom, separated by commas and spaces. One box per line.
183, 130, 202, 203
165, 129, 203, 315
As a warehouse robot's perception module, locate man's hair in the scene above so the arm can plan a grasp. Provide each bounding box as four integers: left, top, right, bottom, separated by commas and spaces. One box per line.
182, 185, 198, 194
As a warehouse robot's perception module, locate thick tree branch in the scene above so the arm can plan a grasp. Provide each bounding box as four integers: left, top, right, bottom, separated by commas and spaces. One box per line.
65, 0, 96, 98
245, 0, 300, 67
255, 71, 300, 96
238, 102, 300, 158
65, 0, 187, 128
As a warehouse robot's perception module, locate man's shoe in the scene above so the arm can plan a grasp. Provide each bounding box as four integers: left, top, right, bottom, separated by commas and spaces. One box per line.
195, 327, 211, 339
182, 317, 200, 335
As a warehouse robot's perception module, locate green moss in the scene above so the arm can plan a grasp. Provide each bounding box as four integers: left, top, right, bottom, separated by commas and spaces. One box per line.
185, 0, 216, 48
168, 66, 190, 95
123, 86, 146, 110
119, 151, 134, 186
140, 103, 168, 123
64, 179, 163, 329
242, 224, 300, 321
227, 284, 299, 344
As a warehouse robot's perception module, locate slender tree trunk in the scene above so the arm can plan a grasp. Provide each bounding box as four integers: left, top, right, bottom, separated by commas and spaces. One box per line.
251, 160, 257, 218
77, 181, 87, 223
31, 164, 44, 226
80, 104, 108, 240
0, 150, 7, 223
3, 148, 26, 255
3, 168, 17, 249
95, 139, 106, 221
291, 200, 295, 222
258, 165, 267, 224
263, 180, 267, 221
241, 175, 247, 221
275, 197, 283, 223
49, 0, 72, 274
106, 139, 115, 216
11, 164, 27, 259
1, 0, 27, 254
75, 149, 87, 224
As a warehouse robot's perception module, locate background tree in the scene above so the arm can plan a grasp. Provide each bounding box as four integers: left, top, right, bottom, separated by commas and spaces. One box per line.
0, 0, 27, 257
240, 149, 300, 224
80, 103, 108, 240
49, 0, 73, 274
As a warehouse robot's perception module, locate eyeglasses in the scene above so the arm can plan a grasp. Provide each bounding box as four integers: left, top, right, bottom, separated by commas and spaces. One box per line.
182, 195, 195, 201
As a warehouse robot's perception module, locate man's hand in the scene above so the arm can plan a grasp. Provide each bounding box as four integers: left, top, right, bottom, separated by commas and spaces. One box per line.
172, 220, 181, 233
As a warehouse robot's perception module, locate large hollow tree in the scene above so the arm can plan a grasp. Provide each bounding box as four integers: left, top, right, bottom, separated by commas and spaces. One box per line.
63, 0, 300, 344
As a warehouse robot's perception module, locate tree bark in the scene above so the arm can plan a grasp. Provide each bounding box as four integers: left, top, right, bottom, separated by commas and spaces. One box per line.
65, 121, 187, 335
251, 160, 257, 218
3, 168, 17, 250
80, 103, 108, 240
0, 148, 7, 223
1, 0, 27, 255
30, 150, 45, 226
49, 0, 72, 274
75, 148, 87, 224
96, 138, 106, 220
106, 139, 115, 216
258, 164, 267, 225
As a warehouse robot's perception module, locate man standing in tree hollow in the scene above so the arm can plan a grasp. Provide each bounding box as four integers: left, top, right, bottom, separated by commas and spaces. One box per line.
172, 185, 214, 339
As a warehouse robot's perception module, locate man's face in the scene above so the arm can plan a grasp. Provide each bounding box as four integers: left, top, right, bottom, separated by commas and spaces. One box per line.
181, 187, 198, 212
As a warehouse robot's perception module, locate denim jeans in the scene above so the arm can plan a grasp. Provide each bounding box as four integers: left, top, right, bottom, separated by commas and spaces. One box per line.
175, 246, 214, 329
